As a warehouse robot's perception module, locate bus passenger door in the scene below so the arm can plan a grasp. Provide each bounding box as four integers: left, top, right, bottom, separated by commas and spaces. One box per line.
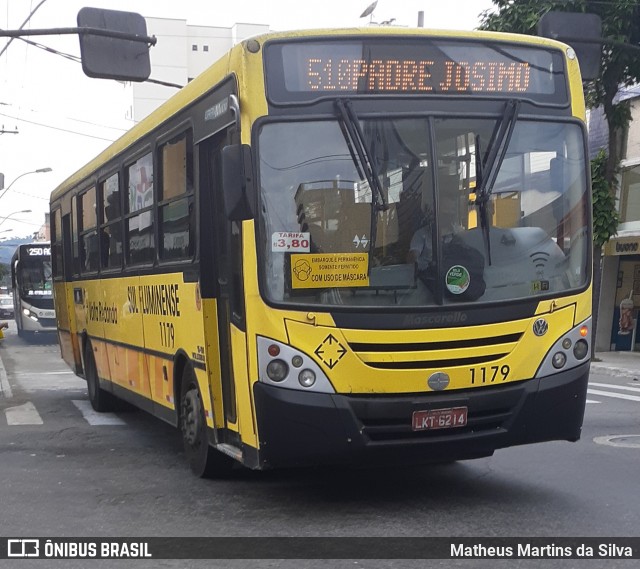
198, 133, 252, 453
59, 213, 83, 374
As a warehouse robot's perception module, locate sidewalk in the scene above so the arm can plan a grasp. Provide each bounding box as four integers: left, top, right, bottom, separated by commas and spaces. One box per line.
591, 351, 640, 379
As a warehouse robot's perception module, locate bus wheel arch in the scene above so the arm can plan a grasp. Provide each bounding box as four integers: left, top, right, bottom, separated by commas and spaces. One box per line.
84, 337, 115, 412
172, 352, 190, 424
178, 362, 233, 478
79, 330, 90, 376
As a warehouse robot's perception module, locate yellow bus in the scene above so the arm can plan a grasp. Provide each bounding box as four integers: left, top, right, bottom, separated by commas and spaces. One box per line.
50, 27, 592, 477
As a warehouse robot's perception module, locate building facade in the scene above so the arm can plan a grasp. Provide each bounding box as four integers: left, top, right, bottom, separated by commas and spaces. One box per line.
132, 18, 269, 122
591, 91, 640, 352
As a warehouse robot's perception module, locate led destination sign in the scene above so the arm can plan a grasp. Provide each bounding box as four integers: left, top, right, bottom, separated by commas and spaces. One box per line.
266, 39, 567, 104
305, 58, 531, 93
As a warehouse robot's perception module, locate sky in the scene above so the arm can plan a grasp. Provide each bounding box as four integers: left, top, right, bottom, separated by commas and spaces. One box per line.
0, 0, 495, 238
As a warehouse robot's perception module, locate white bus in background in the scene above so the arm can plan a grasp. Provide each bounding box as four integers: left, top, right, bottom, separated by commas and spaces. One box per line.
10, 243, 56, 337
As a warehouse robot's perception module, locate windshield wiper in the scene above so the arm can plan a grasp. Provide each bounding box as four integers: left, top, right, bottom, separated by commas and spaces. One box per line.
335, 99, 388, 269
474, 99, 520, 266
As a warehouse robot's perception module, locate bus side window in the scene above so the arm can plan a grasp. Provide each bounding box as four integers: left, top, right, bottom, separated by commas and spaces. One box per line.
71, 195, 80, 276
158, 131, 195, 261
101, 172, 123, 269
51, 208, 63, 279
79, 186, 99, 272
125, 153, 155, 265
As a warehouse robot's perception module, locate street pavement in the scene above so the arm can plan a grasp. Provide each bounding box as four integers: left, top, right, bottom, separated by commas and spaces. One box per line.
590, 350, 640, 379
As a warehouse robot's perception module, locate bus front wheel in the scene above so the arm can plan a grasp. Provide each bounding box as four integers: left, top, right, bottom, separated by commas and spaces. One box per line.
85, 341, 115, 412
179, 367, 234, 478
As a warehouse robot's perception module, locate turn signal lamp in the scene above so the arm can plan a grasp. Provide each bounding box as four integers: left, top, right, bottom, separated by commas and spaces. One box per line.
579, 326, 588, 338
268, 344, 280, 357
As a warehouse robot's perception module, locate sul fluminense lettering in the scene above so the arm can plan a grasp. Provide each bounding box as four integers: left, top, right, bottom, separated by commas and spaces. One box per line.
127, 284, 181, 317
306, 58, 531, 93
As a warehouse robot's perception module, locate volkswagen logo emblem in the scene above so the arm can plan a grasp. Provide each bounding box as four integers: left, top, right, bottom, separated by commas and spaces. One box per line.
533, 318, 548, 337
428, 372, 450, 391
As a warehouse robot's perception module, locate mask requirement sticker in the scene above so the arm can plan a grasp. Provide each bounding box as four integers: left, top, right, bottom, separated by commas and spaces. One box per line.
290, 253, 369, 289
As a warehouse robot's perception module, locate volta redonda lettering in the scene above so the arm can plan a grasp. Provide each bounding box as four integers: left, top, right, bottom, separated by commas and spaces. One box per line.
305, 57, 531, 93
87, 301, 118, 324
127, 284, 181, 317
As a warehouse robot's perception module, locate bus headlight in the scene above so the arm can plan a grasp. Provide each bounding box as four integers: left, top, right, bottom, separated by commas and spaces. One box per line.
266, 359, 289, 382
573, 339, 589, 360
257, 336, 336, 393
23, 308, 38, 321
536, 317, 591, 378
298, 369, 316, 388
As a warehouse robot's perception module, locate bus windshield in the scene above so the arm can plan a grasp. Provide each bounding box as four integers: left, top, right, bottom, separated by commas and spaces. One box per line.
19, 256, 53, 299
258, 117, 589, 307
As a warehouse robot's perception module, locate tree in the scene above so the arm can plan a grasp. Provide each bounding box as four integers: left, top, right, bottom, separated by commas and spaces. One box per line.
480, 0, 640, 343
0, 263, 9, 287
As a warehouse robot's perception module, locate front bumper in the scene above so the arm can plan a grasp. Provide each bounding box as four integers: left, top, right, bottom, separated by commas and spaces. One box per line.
253, 362, 590, 469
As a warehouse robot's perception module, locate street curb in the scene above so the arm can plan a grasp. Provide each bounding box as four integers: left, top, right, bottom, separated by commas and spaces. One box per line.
0, 345, 13, 399
589, 363, 640, 380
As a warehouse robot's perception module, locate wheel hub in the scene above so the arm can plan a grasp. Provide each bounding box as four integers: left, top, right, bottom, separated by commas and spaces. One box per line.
182, 389, 201, 446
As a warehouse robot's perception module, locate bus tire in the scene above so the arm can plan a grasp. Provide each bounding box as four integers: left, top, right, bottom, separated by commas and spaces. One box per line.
85, 341, 115, 412
179, 366, 234, 478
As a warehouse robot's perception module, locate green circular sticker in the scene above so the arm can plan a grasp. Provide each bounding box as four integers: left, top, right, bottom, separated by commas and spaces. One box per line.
445, 265, 470, 295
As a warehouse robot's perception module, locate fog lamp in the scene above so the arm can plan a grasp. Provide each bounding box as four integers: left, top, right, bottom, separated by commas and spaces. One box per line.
562, 338, 572, 350
552, 352, 567, 369
298, 369, 316, 388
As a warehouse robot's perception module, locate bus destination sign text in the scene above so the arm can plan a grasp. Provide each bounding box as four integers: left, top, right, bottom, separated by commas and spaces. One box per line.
305, 58, 531, 94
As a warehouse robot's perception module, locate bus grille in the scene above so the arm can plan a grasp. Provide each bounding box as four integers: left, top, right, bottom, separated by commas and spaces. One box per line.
347, 332, 522, 370
346, 388, 520, 443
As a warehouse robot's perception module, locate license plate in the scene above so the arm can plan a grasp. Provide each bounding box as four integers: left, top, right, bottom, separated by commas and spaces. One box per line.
412, 406, 468, 431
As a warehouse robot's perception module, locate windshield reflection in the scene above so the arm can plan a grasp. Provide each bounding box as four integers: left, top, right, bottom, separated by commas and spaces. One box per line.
258, 118, 589, 308
20, 259, 53, 298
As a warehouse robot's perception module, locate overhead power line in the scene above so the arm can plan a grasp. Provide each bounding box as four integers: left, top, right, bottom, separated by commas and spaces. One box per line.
0, 111, 116, 141
0, 0, 49, 58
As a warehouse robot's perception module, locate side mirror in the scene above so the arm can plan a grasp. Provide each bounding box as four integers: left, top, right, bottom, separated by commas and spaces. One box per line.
77, 7, 152, 81
221, 144, 254, 221
538, 12, 602, 81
